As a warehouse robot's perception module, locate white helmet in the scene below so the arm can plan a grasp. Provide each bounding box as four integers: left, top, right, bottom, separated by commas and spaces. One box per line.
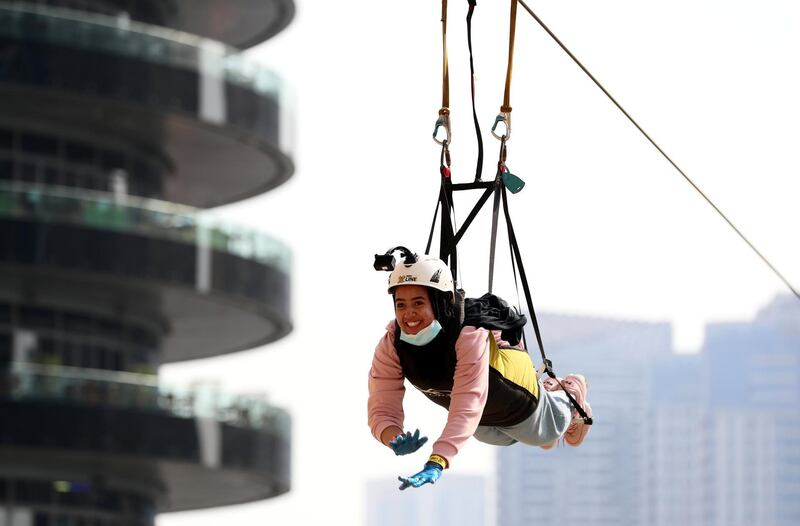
388, 255, 454, 296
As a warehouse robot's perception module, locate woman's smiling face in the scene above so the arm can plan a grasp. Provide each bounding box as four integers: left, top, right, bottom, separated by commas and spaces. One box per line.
394, 285, 435, 335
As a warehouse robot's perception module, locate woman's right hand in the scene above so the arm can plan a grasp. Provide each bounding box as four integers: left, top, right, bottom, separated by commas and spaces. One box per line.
389, 429, 428, 456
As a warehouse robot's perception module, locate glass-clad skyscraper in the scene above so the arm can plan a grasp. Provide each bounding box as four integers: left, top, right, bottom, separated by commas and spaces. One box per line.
0, 1, 295, 525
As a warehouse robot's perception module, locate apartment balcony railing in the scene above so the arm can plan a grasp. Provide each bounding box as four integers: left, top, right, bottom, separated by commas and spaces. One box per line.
0, 3, 283, 98
3, 362, 290, 437
0, 182, 290, 273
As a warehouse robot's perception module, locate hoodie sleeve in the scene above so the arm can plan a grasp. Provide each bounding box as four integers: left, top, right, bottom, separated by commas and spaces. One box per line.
367, 322, 405, 443
431, 325, 490, 466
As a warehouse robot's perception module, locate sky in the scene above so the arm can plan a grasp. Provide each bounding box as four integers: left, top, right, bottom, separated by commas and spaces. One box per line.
158, 1, 800, 525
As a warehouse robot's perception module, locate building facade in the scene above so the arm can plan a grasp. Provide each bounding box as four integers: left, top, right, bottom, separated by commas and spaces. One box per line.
645, 353, 709, 526
646, 295, 800, 526
496, 313, 672, 526
0, 1, 295, 525
497, 296, 799, 526
700, 295, 799, 526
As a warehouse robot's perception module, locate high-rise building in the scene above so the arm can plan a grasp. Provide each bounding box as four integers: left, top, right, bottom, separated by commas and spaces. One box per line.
700, 295, 798, 526
645, 353, 710, 526
496, 313, 672, 526
498, 296, 799, 526
366, 475, 487, 526
0, 2, 295, 525
646, 295, 800, 526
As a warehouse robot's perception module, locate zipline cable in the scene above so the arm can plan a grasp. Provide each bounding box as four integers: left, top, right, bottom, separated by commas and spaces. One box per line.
517, 0, 800, 301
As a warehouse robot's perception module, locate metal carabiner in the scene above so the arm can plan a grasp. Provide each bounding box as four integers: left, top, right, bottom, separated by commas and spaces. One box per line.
433, 110, 451, 146
491, 112, 511, 141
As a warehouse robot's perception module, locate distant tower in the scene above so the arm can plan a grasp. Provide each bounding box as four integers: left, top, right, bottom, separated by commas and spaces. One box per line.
632, 295, 799, 526
0, 1, 295, 525
700, 295, 800, 526
645, 353, 710, 526
495, 314, 672, 526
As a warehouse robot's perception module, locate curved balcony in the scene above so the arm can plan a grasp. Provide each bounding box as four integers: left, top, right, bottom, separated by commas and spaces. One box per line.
0, 184, 292, 362
0, 363, 291, 510
173, 0, 295, 49
5, 362, 290, 433
11, 0, 296, 48
0, 4, 294, 208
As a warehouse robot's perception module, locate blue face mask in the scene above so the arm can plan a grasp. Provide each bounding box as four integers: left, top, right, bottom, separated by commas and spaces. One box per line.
400, 320, 443, 346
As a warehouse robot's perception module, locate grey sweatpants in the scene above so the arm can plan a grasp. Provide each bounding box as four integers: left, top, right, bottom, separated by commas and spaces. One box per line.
472, 381, 572, 446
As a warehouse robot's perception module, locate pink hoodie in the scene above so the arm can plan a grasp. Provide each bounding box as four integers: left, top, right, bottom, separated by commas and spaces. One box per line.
368, 322, 502, 466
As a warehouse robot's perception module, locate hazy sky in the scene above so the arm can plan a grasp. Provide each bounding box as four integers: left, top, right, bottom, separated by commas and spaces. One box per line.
158, 1, 800, 525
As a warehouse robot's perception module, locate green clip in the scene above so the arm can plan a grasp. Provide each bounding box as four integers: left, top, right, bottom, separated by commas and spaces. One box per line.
501, 171, 525, 194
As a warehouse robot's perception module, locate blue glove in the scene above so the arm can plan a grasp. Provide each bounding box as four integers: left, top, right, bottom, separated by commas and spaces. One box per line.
398, 462, 442, 490
389, 429, 428, 456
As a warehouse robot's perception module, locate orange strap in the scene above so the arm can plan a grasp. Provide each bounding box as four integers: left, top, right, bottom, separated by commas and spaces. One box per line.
441, 0, 450, 113
501, 0, 518, 114
434, 0, 452, 146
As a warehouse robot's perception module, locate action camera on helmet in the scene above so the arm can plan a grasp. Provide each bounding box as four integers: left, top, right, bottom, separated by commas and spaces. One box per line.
373, 246, 418, 271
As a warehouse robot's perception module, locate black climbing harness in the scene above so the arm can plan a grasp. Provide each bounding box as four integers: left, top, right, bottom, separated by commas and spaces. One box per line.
426, 0, 592, 426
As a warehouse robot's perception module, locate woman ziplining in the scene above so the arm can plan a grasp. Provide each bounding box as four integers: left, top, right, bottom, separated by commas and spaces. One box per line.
365, 0, 593, 490
367, 250, 592, 490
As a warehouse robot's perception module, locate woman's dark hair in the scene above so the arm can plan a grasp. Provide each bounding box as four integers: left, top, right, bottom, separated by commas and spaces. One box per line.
428, 289, 456, 322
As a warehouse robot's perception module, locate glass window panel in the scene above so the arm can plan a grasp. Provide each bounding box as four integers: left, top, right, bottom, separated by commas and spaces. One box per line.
64, 313, 95, 334
21, 133, 58, 156
0, 160, 13, 180
19, 162, 38, 183
64, 142, 95, 165
63, 170, 78, 187
111, 351, 123, 371
15, 479, 52, 504
97, 490, 121, 511
97, 319, 121, 339
62, 341, 78, 367
79, 345, 92, 369
38, 337, 55, 355
20, 307, 56, 329
58, 489, 90, 507
84, 174, 103, 191
0, 128, 12, 149
0, 335, 10, 365
44, 166, 60, 186
101, 150, 125, 172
